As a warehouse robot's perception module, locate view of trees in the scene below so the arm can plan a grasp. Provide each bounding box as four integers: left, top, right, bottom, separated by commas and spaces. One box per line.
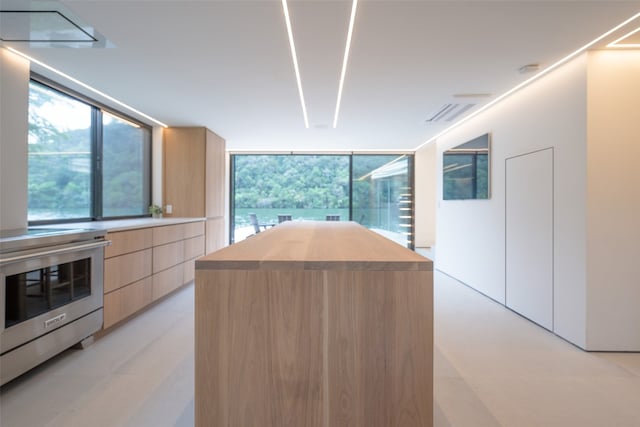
102, 115, 148, 217
28, 81, 149, 221
234, 155, 350, 210
28, 82, 92, 220
232, 154, 413, 246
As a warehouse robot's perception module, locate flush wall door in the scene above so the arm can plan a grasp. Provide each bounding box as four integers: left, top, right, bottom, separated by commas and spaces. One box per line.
505, 148, 553, 330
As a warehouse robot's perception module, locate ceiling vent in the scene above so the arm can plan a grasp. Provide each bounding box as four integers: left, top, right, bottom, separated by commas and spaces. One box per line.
425, 103, 476, 123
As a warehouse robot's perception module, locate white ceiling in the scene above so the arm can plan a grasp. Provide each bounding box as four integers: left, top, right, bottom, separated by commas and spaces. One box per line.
2, 0, 639, 151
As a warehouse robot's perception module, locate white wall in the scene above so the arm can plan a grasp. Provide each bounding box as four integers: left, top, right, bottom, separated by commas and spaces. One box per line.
414, 142, 436, 247
418, 54, 589, 347
586, 51, 640, 350
152, 126, 164, 207
0, 49, 30, 231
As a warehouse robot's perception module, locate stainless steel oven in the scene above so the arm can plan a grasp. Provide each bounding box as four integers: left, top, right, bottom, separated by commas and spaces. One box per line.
0, 228, 109, 386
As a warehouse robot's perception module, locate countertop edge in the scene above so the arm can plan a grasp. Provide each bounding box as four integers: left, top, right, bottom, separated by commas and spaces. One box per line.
34, 217, 206, 233
195, 259, 434, 272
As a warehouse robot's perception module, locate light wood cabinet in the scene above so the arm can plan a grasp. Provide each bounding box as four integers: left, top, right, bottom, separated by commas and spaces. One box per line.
152, 263, 184, 300
105, 228, 152, 258
103, 277, 153, 329
103, 220, 205, 329
104, 249, 152, 294
163, 127, 226, 254
153, 240, 184, 274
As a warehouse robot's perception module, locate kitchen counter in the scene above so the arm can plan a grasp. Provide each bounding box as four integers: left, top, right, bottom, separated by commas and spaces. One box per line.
195, 221, 434, 426
38, 217, 205, 233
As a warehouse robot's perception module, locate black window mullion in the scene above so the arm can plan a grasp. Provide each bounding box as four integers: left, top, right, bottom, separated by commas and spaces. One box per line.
408, 155, 415, 251
92, 108, 103, 219
229, 155, 237, 244
348, 154, 353, 221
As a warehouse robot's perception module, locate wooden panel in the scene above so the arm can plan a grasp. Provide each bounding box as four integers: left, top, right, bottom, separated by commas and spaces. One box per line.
153, 240, 185, 273
195, 269, 325, 427
105, 228, 152, 258
152, 263, 184, 301
184, 220, 205, 239
183, 259, 196, 284
103, 277, 153, 329
104, 249, 152, 293
327, 270, 433, 426
163, 127, 206, 217
152, 224, 185, 246
205, 217, 225, 254
205, 130, 226, 218
184, 235, 205, 261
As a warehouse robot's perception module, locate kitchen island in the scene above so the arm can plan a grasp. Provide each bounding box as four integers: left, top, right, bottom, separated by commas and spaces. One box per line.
195, 221, 433, 427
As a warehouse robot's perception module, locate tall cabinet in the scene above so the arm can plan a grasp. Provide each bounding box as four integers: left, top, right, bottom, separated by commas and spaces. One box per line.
163, 127, 226, 254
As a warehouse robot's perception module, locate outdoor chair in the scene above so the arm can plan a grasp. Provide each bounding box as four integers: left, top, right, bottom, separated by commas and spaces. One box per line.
249, 213, 275, 233
325, 215, 340, 221
278, 214, 292, 223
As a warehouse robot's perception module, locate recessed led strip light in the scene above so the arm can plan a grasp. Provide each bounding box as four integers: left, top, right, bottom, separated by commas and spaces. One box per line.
414, 11, 640, 151
281, 0, 309, 129
6, 47, 168, 128
333, 0, 358, 129
607, 26, 640, 48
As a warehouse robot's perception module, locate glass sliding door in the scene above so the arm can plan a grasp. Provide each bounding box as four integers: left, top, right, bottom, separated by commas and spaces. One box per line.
231, 155, 349, 242
230, 153, 413, 249
352, 155, 413, 248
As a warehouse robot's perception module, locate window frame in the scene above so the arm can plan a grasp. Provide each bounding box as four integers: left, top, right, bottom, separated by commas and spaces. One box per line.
229, 153, 415, 249
28, 74, 152, 225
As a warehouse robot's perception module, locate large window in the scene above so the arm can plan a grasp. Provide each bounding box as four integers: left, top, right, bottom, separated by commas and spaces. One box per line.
28, 78, 151, 222
231, 154, 414, 248
352, 155, 413, 247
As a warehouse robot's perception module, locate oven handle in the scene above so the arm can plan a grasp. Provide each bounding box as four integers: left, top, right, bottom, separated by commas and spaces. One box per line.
0, 240, 111, 265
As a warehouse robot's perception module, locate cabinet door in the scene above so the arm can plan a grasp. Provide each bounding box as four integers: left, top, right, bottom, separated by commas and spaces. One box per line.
104, 277, 153, 329
105, 228, 152, 258
163, 127, 206, 217
506, 149, 553, 330
206, 217, 225, 254
206, 130, 226, 218
104, 249, 152, 293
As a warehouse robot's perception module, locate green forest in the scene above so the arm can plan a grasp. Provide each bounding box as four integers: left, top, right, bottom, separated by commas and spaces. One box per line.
28, 81, 148, 220
233, 155, 350, 210
233, 154, 409, 210
232, 154, 412, 231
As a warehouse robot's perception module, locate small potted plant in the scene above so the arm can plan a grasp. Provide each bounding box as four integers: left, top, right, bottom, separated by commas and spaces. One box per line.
149, 204, 163, 218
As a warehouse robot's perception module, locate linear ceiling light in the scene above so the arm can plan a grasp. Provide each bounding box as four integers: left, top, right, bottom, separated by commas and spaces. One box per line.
333, 0, 358, 129
6, 47, 168, 127
607, 26, 640, 48
281, 0, 309, 129
414, 11, 640, 151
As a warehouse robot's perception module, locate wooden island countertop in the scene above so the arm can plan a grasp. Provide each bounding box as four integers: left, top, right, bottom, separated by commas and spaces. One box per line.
195, 221, 433, 427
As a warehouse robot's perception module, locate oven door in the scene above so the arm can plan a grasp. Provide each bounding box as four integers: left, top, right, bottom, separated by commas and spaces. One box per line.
0, 241, 106, 355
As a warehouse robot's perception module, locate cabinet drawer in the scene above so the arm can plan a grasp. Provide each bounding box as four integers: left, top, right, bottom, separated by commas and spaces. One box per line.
152, 263, 184, 301
184, 235, 205, 261
153, 240, 185, 273
103, 277, 153, 329
153, 224, 184, 246
105, 229, 153, 258
104, 249, 152, 293
184, 221, 205, 239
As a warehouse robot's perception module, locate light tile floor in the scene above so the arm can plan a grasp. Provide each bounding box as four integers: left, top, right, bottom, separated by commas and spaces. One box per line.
2, 253, 640, 426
